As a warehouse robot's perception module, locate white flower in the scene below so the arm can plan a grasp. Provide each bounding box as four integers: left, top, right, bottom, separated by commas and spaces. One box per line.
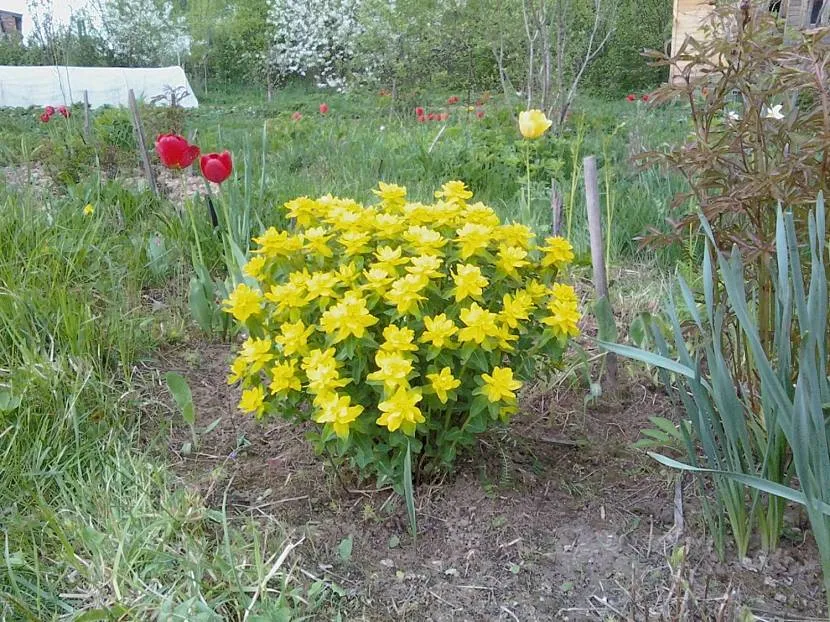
726, 110, 742, 121
763, 104, 784, 120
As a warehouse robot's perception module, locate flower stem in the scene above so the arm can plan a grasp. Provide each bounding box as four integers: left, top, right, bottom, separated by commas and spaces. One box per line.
525, 142, 532, 216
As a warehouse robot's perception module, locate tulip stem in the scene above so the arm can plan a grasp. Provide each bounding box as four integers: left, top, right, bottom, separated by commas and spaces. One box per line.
182, 173, 204, 266
525, 142, 532, 216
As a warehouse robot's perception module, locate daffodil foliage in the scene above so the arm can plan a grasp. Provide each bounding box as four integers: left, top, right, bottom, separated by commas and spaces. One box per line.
223, 181, 580, 489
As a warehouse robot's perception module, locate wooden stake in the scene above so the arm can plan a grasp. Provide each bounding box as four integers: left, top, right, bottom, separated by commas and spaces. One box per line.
583, 155, 617, 390
83, 90, 90, 139
128, 89, 158, 196
550, 178, 563, 236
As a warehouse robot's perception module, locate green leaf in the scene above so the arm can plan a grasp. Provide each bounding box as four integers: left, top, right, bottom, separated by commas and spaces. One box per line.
337, 536, 353, 562
188, 276, 214, 333
403, 441, 417, 541
0, 389, 22, 412
648, 453, 830, 515
593, 296, 618, 342
165, 372, 195, 425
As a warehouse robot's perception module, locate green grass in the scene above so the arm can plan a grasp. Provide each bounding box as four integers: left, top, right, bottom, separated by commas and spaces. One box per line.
0, 85, 691, 619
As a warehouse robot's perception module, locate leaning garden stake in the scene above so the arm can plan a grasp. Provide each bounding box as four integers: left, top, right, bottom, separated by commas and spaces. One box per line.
127, 88, 158, 197
584, 155, 617, 390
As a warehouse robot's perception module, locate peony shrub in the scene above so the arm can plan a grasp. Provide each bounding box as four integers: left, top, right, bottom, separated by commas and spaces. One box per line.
223, 181, 580, 491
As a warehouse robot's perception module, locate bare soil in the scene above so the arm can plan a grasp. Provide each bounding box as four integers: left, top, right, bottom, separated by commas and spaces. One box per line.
144, 340, 827, 621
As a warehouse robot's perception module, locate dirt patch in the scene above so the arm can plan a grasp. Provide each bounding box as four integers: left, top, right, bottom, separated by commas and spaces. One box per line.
144, 341, 827, 620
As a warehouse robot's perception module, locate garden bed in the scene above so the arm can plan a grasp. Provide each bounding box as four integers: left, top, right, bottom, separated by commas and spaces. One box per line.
146, 339, 826, 620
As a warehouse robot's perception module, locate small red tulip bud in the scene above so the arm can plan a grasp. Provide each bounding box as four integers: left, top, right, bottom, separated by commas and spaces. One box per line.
200, 151, 233, 184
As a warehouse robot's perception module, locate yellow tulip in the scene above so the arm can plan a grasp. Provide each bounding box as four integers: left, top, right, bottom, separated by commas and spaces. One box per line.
518, 109, 552, 139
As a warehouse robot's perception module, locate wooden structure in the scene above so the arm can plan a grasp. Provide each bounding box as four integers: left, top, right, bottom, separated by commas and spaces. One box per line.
671, 0, 828, 79
0, 9, 22, 36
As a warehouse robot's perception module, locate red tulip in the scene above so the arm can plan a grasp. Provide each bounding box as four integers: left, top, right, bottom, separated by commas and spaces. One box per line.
292, 111, 302, 122
45, 105, 55, 116
58, 105, 70, 118
476, 110, 485, 119
427, 113, 436, 121
448, 95, 459, 105
641, 94, 650, 102
319, 103, 329, 114
626, 94, 636, 102
155, 133, 200, 169
39, 112, 51, 123
417, 115, 426, 123
200, 151, 233, 184
415, 106, 424, 117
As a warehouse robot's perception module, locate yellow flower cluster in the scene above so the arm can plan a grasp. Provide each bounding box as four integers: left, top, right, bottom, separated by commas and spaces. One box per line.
223, 181, 580, 441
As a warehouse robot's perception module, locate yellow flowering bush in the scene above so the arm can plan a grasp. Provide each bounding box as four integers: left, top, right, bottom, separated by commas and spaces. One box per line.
223, 181, 580, 489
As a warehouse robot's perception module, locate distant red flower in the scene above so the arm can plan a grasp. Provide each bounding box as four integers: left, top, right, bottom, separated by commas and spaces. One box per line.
641, 94, 650, 102
319, 102, 329, 114
58, 105, 70, 118
292, 111, 302, 121
447, 95, 459, 105
417, 115, 426, 123
39, 111, 51, 123
476, 110, 485, 119
155, 133, 200, 169
45, 105, 55, 116
626, 94, 636, 102
427, 113, 437, 121
200, 151, 233, 184
439, 112, 449, 122
415, 106, 425, 117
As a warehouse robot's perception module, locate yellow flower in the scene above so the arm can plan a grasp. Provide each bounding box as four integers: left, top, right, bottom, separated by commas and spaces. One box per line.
542, 299, 581, 338
421, 313, 458, 349
314, 392, 364, 438
524, 279, 548, 302
253, 227, 304, 258
275, 319, 314, 356
496, 245, 530, 276
304, 271, 340, 303
452, 263, 488, 302
244, 255, 267, 279
549, 282, 578, 305
265, 282, 307, 314
239, 385, 266, 417
381, 325, 418, 352
339, 230, 372, 256
540, 236, 575, 268
302, 348, 350, 394
337, 262, 360, 286
374, 246, 409, 272
285, 196, 318, 227
367, 350, 413, 387
403, 226, 447, 255
239, 337, 275, 374
223, 283, 263, 322
497, 223, 535, 249
320, 291, 379, 342
465, 203, 501, 228
481, 367, 523, 403
519, 109, 552, 139
373, 213, 406, 237
83, 203, 94, 216
455, 223, 492, 259
458, 303, 500, 345
269, 359, 301, 395
384, 274, 428, 315
406, 255, 443, 280
362, 266, 394, 293
426, 367, 461, 404
434, 180, 473, 205
495, 323, 518, 351
227, 357, 247, 384
376, 386, 425, 435
303, 226, 334, 258
500, 291, 534, 328
373, 181, 407, 209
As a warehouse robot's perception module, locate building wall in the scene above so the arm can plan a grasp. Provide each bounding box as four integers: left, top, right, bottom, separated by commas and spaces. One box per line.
0, 11, 22, 35
671, 0, 716, 80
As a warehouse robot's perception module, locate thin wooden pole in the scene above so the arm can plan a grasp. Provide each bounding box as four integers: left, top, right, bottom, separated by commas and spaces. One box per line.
83, 90, 90, 139
128, 89, 158, 196
584, 155, 617, 389
550, 178, 563, 236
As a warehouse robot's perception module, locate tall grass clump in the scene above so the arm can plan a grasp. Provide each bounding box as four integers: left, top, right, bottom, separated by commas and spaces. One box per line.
605, 196, 830, 614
